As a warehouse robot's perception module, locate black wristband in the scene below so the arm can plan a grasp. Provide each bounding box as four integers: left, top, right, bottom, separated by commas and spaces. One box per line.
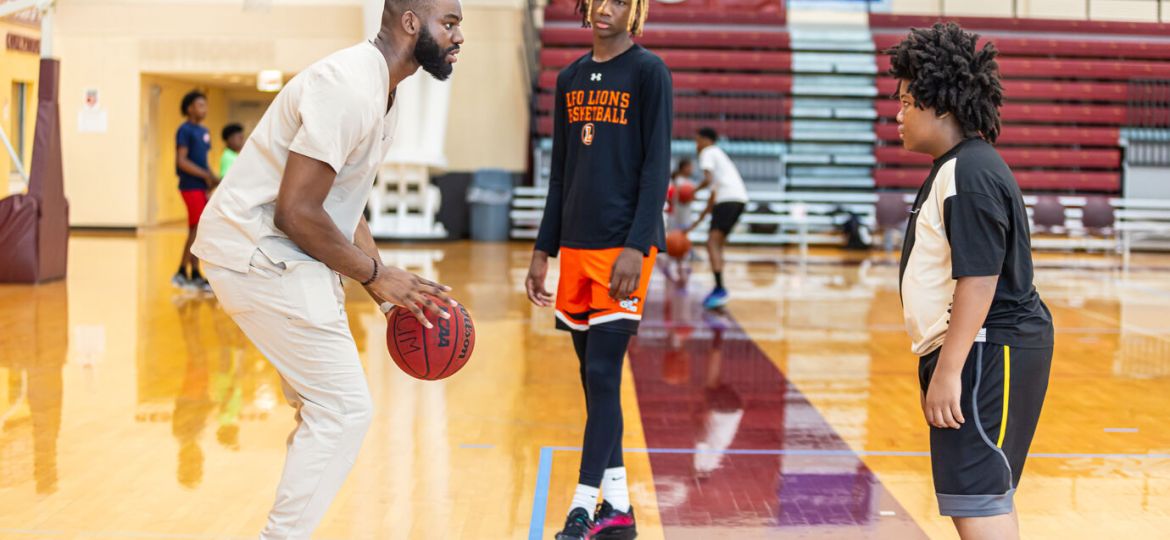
360, 257, 378, 286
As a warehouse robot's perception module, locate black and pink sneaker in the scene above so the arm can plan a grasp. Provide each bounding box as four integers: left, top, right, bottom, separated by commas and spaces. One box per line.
555, 507, 593, 540
589, 501, 636, 539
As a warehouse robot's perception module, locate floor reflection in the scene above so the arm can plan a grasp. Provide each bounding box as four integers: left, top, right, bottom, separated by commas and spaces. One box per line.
1, 234, 1168, 539
0, 282, 67, 495
628, 272, 926, 537
136, 291, 281, 490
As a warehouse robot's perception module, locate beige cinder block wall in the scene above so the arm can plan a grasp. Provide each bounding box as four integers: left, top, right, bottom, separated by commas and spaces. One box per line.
55, 0, 363, 227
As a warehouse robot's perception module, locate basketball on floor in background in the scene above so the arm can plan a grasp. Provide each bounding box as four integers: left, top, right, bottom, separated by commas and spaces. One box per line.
666, 229, 692, 259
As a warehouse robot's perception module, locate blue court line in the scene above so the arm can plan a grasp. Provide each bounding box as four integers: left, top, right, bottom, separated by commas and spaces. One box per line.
528, 446, 556, 540
527, 445, 1170, 538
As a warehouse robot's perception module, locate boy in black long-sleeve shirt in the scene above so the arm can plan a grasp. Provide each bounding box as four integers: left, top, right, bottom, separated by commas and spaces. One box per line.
524, 0, 672, 538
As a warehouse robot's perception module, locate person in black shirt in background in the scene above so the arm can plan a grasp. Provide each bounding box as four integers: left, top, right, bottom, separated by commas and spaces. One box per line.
890, 23, 1054, 540
524, 0, 672, 537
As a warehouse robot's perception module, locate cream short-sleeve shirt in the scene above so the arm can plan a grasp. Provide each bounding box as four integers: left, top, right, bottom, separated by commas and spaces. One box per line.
193, 41, 398, 273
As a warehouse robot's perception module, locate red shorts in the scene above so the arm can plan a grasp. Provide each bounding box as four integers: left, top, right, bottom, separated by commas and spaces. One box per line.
181, 189, 208, 228
555, 247, 658, 335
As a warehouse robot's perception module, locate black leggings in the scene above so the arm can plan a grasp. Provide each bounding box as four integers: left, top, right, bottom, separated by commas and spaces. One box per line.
571, 330, 629, 487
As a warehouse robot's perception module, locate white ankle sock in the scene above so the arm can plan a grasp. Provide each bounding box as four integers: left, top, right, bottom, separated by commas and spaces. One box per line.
569, 484, 600, 514
601, 467, 630, 512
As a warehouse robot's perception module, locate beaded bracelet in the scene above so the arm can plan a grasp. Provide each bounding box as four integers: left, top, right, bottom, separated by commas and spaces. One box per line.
360, 257, 378, 286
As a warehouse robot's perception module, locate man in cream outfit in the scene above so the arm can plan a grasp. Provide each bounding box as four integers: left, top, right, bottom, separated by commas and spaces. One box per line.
191, 0, 464, 537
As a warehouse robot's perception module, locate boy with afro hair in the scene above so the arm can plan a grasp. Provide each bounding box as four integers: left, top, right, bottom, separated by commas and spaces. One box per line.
888, 23, 1054, 540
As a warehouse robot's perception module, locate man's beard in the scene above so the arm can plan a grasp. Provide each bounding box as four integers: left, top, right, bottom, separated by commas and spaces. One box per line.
414, 26, 457, 81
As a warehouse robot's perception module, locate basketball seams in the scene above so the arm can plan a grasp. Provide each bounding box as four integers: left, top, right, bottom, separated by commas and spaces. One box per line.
421, 308, 432, 377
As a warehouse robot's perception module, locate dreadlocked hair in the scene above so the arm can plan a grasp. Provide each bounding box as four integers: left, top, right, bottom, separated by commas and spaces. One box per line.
577, 0, 650, 36
885, 22, 1004, 144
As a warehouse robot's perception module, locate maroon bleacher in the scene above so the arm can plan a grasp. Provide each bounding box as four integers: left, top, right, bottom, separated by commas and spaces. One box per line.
536, 71, 793, 97
537, 94, 786, 117
873, 33, 1170, 61
874, 55, 1170, 82
540, 27, 791, 50
536, 112, 790, 140
875, 147, 1121, 169
874, 169, 1121, 192
992, 57, 1170, 79
541, 48, 793, 72
535, 93, 789, 139
870, 14, 1170, 39
874, 101, 1128, 125
535, 1, 791, 141
533, 4, 1165, 195
535, 0, 791, 142
876, 78, 1130, 104
874, 124, 1120, 147
543, 0, 785, 25
871, 13, 1170, 194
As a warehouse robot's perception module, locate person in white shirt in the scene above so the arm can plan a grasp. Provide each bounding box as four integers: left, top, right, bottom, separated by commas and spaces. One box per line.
688, 127, 748, 310
191, 0, 464, 537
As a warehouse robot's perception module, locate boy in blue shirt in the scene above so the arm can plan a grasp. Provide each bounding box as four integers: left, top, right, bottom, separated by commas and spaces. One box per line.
173, 90, 219, 291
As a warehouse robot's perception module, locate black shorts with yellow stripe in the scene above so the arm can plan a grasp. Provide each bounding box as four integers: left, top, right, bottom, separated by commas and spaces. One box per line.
919, 340, 1052, 517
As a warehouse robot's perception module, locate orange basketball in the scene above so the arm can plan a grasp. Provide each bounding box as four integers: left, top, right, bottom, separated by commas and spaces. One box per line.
676, 180, 696, 204
666, 229, 692, 259
387, 298, 475, 381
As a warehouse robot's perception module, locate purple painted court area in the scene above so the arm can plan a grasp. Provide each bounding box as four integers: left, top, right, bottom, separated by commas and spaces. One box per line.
627, 279, 927, 537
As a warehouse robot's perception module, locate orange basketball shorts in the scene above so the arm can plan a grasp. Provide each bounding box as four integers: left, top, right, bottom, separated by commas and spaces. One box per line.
555, 247, 657, 335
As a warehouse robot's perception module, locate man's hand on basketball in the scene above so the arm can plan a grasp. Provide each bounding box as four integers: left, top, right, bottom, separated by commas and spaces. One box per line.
609, 247, 643, 301
525, 250, 554, 307
367, 264, 453, 329
924, 368, 965, 429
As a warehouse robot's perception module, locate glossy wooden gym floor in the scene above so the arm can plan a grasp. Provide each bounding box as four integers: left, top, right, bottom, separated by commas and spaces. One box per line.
1, 230, 1167, 539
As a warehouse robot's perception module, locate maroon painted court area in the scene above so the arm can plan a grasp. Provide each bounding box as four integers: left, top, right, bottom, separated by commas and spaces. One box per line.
627, 277, 928, 537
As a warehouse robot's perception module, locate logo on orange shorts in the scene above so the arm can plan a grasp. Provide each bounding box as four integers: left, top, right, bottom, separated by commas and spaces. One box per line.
581, 123, 595, 146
